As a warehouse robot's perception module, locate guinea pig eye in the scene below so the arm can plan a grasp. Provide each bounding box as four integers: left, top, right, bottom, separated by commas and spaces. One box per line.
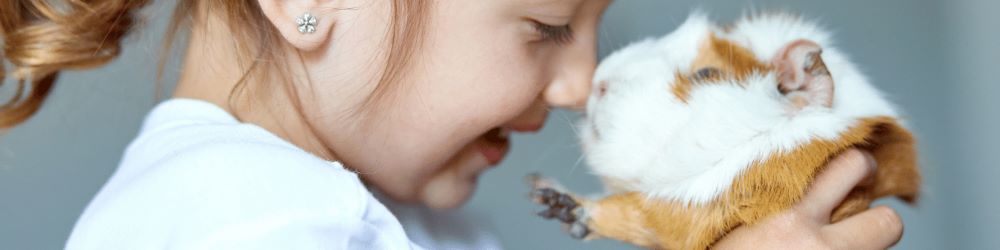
694, 67, 721, 80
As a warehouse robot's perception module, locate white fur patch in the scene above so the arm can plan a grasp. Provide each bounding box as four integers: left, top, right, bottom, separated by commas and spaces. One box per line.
582, 13, 903, 204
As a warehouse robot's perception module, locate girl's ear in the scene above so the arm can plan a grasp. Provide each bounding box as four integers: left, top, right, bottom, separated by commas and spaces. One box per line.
773, 39, 835, 111
257, 0, 337, 51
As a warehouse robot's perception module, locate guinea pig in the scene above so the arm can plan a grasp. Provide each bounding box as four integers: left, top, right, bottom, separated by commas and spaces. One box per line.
528, 12, 920, 250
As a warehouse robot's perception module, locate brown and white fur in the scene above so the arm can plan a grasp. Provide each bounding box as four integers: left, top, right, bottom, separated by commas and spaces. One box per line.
529, 13, 920, 250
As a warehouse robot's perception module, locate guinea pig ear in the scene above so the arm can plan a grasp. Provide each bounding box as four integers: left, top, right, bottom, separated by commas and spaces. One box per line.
773, 39, 835, 111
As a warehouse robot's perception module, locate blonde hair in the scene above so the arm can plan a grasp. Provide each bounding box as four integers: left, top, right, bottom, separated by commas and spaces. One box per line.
1, 0, 150, 128
1, 0, 428, 129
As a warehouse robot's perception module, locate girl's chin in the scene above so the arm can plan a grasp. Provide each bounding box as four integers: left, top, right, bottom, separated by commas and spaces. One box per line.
419, 174, 476, 210
418, 146, 490, 209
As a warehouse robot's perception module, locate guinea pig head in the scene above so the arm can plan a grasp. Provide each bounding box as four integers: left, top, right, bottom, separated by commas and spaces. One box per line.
580, 13, 918, 204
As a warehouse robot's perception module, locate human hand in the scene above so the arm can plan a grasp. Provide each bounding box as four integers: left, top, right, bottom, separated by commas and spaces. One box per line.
713, 149, 903, 250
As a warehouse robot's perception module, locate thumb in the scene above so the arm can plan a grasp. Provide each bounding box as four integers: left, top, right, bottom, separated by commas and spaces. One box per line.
822, 206, 903, 249
796, 148, 877, 221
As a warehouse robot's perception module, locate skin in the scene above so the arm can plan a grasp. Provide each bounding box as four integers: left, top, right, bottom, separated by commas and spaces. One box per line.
171, 0, 903, 248
715, 149, 905, 250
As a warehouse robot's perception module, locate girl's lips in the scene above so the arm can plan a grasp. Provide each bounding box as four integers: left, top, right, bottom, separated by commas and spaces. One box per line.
480, 128, 511, 166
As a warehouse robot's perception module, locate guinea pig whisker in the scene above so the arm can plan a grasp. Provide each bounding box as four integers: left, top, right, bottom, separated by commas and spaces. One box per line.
569, 153, 587, 174
526, 137, 569, 171
555, 110, 583, 138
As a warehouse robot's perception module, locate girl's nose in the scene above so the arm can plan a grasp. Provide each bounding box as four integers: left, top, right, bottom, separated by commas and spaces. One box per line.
543, 46, 597, 110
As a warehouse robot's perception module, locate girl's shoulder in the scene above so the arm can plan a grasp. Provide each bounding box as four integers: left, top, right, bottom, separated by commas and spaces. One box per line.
113, 98, 366, 204
67, 99, 418, 249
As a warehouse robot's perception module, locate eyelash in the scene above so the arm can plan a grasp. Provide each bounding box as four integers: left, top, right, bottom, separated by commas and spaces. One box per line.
531, 21, 574, 45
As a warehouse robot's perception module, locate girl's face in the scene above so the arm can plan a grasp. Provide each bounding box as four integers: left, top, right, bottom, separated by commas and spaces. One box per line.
295, 0, 611, 209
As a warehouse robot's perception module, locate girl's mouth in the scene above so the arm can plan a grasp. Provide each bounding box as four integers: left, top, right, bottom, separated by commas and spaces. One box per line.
479, 127, 511, 166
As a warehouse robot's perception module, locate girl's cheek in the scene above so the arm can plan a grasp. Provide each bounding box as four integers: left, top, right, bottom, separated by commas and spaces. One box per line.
475, 52, 544, 118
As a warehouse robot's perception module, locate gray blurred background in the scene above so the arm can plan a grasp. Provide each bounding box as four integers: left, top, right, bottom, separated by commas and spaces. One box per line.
1, 0, 996, 249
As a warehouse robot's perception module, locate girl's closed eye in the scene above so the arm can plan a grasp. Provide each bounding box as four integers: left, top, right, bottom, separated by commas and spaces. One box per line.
531, 20, 574, 45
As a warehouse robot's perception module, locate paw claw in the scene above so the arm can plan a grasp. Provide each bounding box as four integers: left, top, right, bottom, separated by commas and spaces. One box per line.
558, 194, 577, 207
556, 208, 576, 223
526, 173, 566, 191
569, 222, 591, 239
527, 174, 592, 240
531, 188, 560, 205
525, 172, 542, 184
536, 207, 558, 219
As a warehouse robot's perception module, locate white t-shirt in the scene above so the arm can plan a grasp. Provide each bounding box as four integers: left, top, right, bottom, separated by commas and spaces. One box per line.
65, 98, 501, 250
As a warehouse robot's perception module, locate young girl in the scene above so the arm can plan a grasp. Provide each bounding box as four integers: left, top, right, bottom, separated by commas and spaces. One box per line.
1, 0, 904, 249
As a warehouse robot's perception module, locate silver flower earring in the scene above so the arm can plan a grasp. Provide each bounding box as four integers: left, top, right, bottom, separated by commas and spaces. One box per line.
296, 13, 318, 34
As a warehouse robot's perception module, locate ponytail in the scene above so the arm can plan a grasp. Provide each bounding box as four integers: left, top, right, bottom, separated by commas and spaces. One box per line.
0, 0, 151, 129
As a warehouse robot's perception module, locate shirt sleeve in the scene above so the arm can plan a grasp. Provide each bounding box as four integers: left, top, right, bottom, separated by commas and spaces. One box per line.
179, 196, 425, 250
67, 135, 426, 250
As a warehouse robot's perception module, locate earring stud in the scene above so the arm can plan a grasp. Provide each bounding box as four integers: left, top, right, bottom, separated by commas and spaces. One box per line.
296, 13, 318, 34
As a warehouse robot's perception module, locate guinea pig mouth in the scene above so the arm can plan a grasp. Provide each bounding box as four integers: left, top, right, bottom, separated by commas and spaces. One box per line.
590, 126, 601, 140
586, 115, 602, 140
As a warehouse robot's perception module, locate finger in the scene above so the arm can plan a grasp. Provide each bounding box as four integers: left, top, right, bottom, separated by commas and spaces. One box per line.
822, 206, 904, 250
797, 149, 877, 221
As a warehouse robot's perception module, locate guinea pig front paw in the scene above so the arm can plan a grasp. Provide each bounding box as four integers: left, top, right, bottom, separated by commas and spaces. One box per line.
531, 188, 592, 239
532, 188, 578, 222
566, 207, 592, 239
527, 175, 592, 239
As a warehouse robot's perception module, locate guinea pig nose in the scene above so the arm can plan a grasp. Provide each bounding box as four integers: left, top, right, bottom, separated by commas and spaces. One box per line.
596, 81, 609, 99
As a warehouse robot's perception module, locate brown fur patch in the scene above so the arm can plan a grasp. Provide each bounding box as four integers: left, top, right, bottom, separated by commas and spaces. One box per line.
578, 116, 920, 249
672, 73, 694, 103
672, 35, 772, 103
